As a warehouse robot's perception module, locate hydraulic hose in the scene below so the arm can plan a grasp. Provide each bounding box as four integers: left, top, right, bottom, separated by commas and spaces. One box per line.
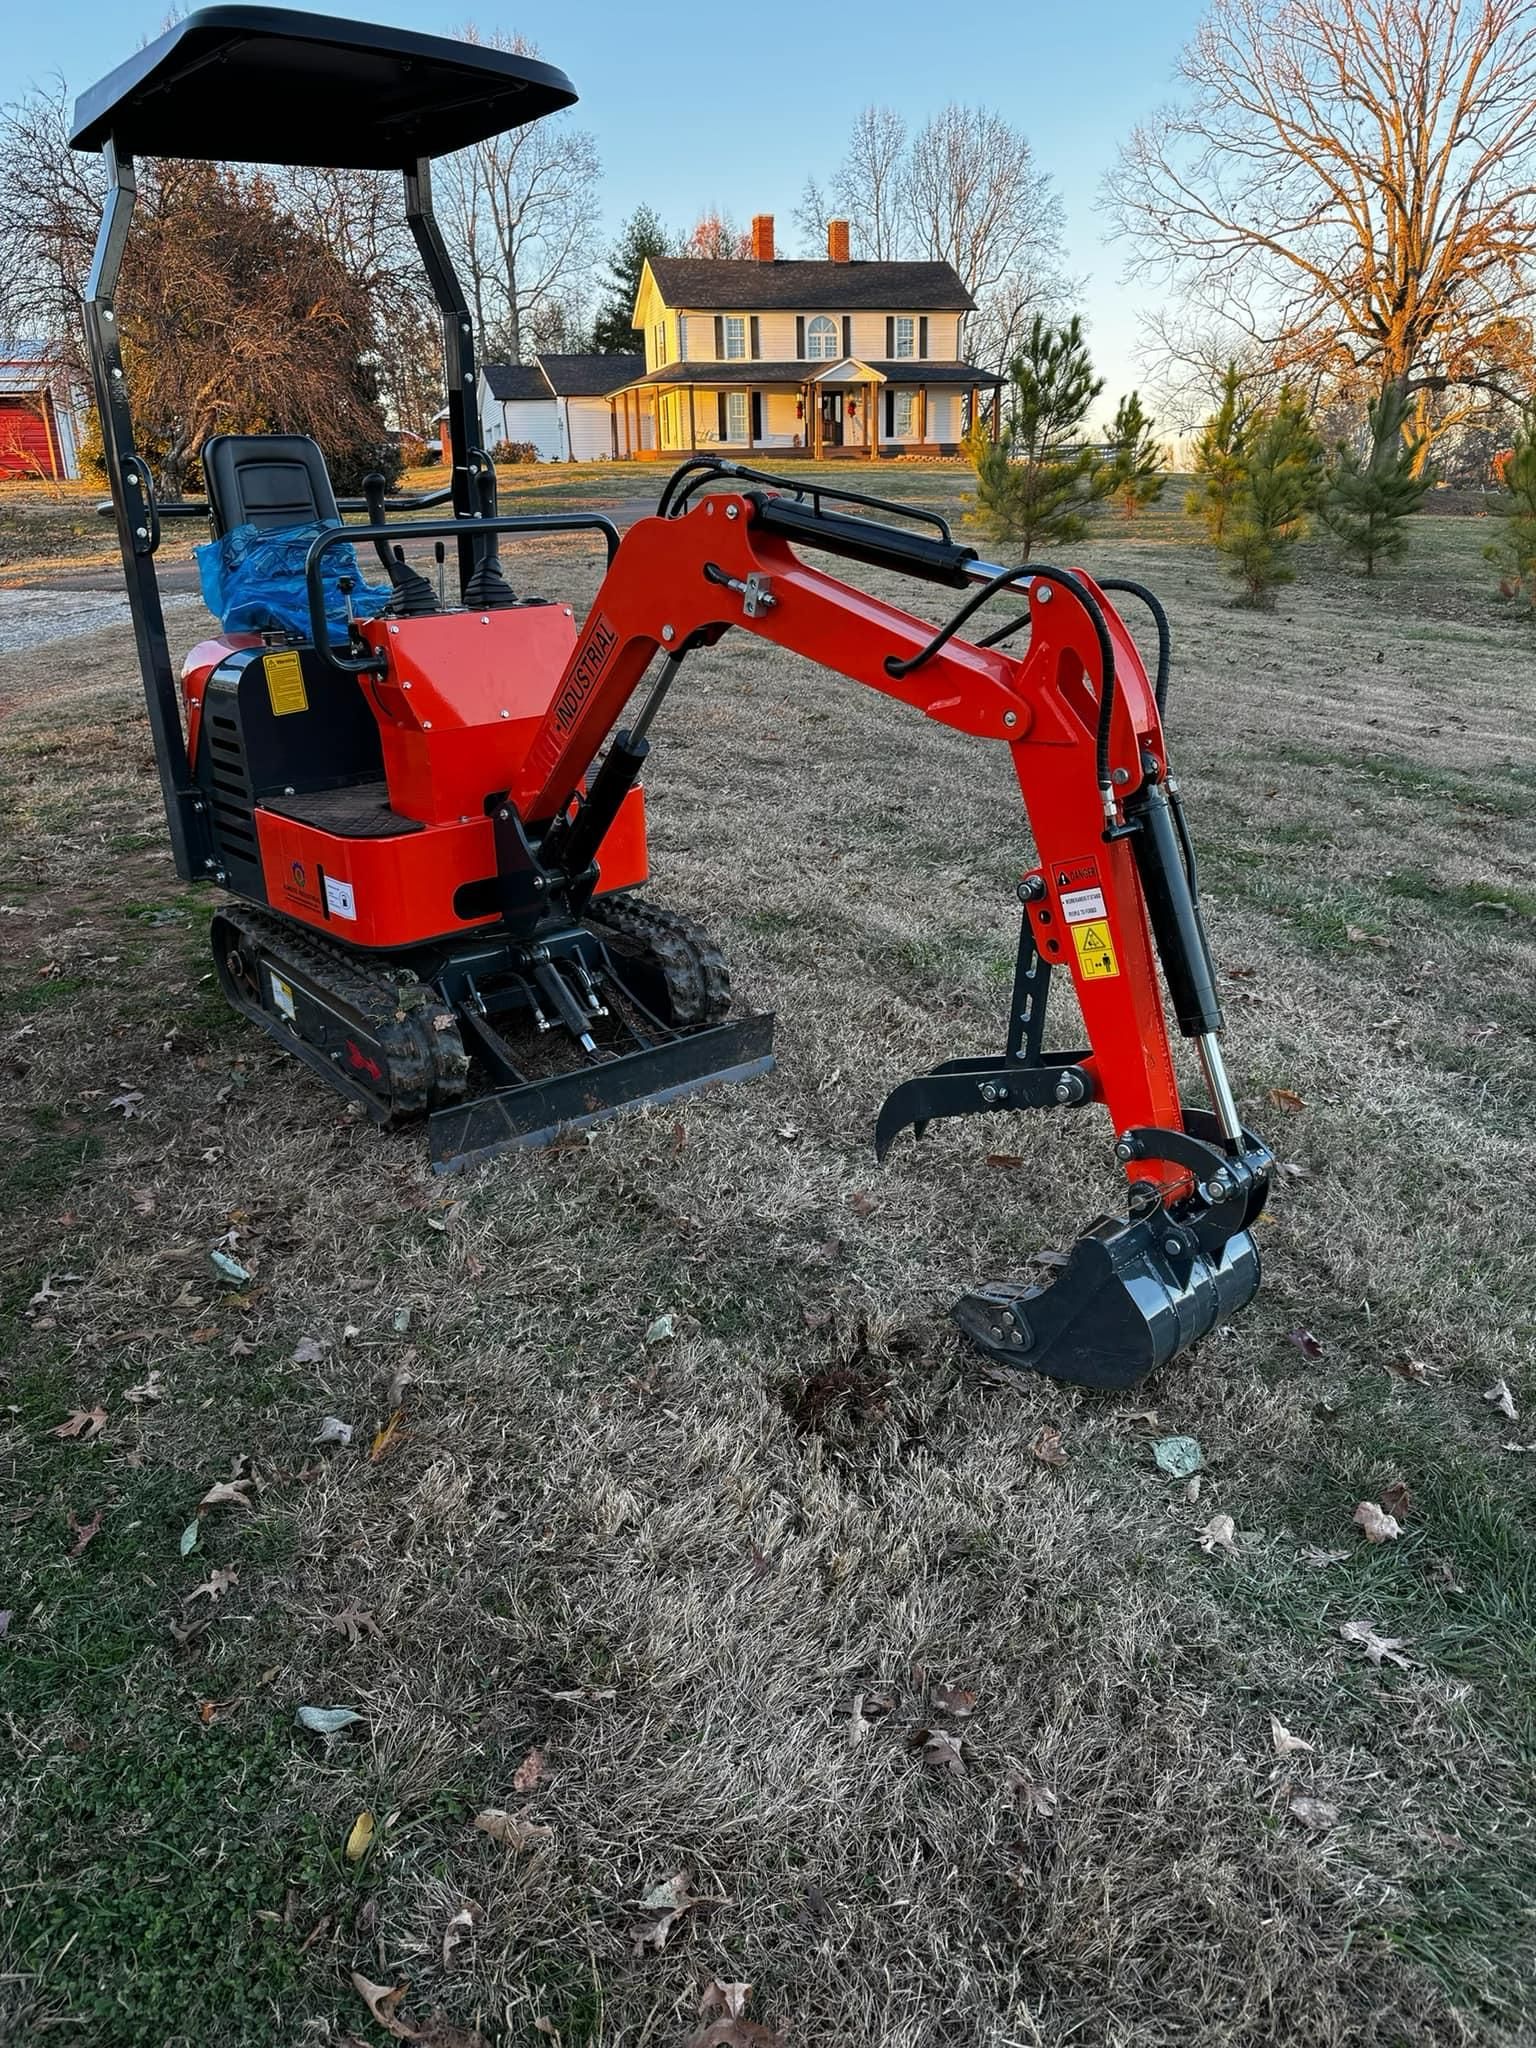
1096, 576, 1171, 714
885, 561, 1119, 807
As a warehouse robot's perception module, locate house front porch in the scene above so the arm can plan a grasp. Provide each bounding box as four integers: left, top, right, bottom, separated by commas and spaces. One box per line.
611, 359, 1003, 461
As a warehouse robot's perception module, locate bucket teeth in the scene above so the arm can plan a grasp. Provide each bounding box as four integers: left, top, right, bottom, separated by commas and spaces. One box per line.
954, 1210, 1262, 1391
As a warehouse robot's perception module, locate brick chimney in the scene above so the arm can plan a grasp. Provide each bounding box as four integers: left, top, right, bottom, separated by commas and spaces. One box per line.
750, 213, 775, 263
827, 218, 850, 263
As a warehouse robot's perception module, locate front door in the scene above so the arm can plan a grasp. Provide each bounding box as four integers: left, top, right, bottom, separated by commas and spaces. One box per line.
819, 391, 843, 448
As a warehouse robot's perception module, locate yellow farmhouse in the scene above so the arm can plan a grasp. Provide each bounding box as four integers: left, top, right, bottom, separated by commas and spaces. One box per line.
614, 214, 1004, 460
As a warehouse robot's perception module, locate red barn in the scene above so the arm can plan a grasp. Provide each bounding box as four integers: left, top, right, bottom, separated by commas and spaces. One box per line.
0, 344, 80, 480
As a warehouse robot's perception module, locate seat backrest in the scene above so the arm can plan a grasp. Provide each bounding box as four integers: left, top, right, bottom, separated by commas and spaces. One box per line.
203, 433, 340, 535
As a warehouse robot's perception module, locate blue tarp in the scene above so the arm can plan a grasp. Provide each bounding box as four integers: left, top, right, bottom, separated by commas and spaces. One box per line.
195, 520, 392, 643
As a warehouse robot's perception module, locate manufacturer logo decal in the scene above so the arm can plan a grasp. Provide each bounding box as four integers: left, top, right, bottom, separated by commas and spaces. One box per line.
551, 614, 617, 736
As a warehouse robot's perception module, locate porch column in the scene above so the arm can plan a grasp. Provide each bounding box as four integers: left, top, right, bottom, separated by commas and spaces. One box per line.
687, 385, 697, 453
868, 381, 878, 460
813, 384, 823, 458
970, 386, 979, 439
919, 385, 928, 447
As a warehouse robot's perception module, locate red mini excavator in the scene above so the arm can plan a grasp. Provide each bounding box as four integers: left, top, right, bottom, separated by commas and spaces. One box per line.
75, 8, 1274, 1391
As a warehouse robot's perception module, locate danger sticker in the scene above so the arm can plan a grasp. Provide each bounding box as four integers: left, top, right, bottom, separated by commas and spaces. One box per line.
324, 875, 357, 921
1059, 886, 1107, 924
265, 649, 308, 717
269, 971, 297, 1021
1071, 921, 1120, 980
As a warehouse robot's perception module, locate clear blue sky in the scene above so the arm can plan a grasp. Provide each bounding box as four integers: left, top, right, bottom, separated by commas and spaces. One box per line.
12, 0, 1206, 414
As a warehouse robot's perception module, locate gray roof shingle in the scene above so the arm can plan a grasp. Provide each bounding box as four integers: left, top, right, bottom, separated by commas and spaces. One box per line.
644, 258, 974, 314
536, 352, 642, 397
483, 362, 549, 403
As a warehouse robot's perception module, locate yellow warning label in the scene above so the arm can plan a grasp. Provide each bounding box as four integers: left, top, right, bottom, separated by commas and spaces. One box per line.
265, 649, 308, 717
1072, 921, 1120, 980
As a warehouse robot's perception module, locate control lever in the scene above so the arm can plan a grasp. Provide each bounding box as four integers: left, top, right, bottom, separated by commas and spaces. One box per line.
362, 470, 437, 616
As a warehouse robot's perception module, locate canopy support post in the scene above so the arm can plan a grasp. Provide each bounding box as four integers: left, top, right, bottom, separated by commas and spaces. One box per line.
405, 157, 488, 597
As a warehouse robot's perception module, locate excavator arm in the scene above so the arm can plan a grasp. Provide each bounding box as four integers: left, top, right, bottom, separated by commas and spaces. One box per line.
511, 466, 1274, 1390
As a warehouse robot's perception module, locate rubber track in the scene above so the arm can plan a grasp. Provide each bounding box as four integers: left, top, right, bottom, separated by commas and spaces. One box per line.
211, 905, 468, 1126
585, 895, 732, 1029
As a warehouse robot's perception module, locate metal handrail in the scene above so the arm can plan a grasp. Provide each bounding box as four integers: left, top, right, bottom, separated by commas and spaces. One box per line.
302, 512, 622, 675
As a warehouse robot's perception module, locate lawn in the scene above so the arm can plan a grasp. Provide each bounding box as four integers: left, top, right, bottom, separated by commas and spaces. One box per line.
1, 473, 1534, 2048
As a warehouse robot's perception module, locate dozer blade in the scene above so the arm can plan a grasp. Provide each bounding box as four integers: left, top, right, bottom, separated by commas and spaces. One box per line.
953, 1210, 1262, 1391
428, 1010, 775, 1171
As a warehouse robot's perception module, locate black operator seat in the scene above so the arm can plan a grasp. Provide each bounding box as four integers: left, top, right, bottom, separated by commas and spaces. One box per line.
202, 433, 339, 536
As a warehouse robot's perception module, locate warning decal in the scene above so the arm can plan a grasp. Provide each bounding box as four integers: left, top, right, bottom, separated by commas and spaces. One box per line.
265, 649, 309, 717
1059, 885, 1108, 924
324, 875, 357, 921
269, 971, 297, 1021
1071, 921, 1120, 980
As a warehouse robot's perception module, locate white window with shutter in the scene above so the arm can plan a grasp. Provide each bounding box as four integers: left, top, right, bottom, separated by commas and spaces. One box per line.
723, 316, 746, 360
894, 317, 915, 359
893, 391, 915, 437
726, 391, 750, 442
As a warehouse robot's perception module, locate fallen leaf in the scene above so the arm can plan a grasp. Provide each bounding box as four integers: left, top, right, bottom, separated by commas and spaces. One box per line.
1483, 1379, 1519, 1422
1353, 1501, 1401, 1544
350, 1972, 420, 2042
0, 1611, 10, 1638
229, 1334, 255, 1357
630, 1871, 717, 1953
1381, 1478, 1413, 1521
68, 1507, 103, 1556
179, 1520, 200, 1557
699, 1981, 752, 2021
848, 1190, 876, 1218
345, 1811, 375, 1862
210, 1250, 252, 1286
1119, 1406, 1160, 1431
295, 1704, 363, 1734
328, 1604, 379, 1645
198, 1696, 239, 1723
684, 1980, 783, 2048
123, 1373, 165, 1404
643, 1313, 675, 1345
1344, 924, 1389, 948
1270, 1716, 1314, 1757
512, 1746, 547, 1795
1302, 1545, 1349, 1568
290, 1335, 325, 1364
1267, 1087, 1307, 1112
370, 1410, 407, 1463
534, 2023, 561, 2042
1289, 1794, 1339, 1829
51, 1406, 107, 1441
1029, 1425, 1068, 1466
1009, 1771, 1058, 1819
184, 1567, 238, 1604
473, 1809, 551, 1853
199, 1478, 253, 1512
1197, 1513, 1238, 1556
934, 1686, 977, 1719
441, 1904, 481, 1969
1153, 1434, 1203, 1479
986, 1152, 1025, 1168
1339, 1618, 1412, 1668
314, 1416, 353, 1446
911, 1727, 965, 1775
1385, 1357, 1437, 1383
109, 1089, 145, 1118
1288, 1327, 1325, 1360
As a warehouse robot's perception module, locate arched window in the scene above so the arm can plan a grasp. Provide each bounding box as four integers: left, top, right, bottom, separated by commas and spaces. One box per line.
806, 315, 838, 360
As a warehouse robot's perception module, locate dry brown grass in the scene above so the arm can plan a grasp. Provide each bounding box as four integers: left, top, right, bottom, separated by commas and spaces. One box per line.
2, 496, 1534, 2048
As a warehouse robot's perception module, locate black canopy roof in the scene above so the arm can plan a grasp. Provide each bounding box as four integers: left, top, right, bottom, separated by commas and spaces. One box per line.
70, 7, 577, 169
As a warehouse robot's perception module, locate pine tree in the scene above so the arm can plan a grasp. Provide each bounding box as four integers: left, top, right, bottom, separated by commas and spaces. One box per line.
1323, 382, 1432, 574
1104, 391, 1165, 518
964, 315, 1110, 552
1187, 363, 1250, 544
1486, 409, 1536, 612
590, 205, 672, 355
1220, 387, 1325, 605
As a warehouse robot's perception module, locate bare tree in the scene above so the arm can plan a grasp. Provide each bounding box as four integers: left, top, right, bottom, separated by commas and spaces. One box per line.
794, 176, 831, 257
1106, 0, 1536, 431
437, 25, 601, 361
831, 106, 907, 260
281, 164, 442, 434
807, 101, 1069, 370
